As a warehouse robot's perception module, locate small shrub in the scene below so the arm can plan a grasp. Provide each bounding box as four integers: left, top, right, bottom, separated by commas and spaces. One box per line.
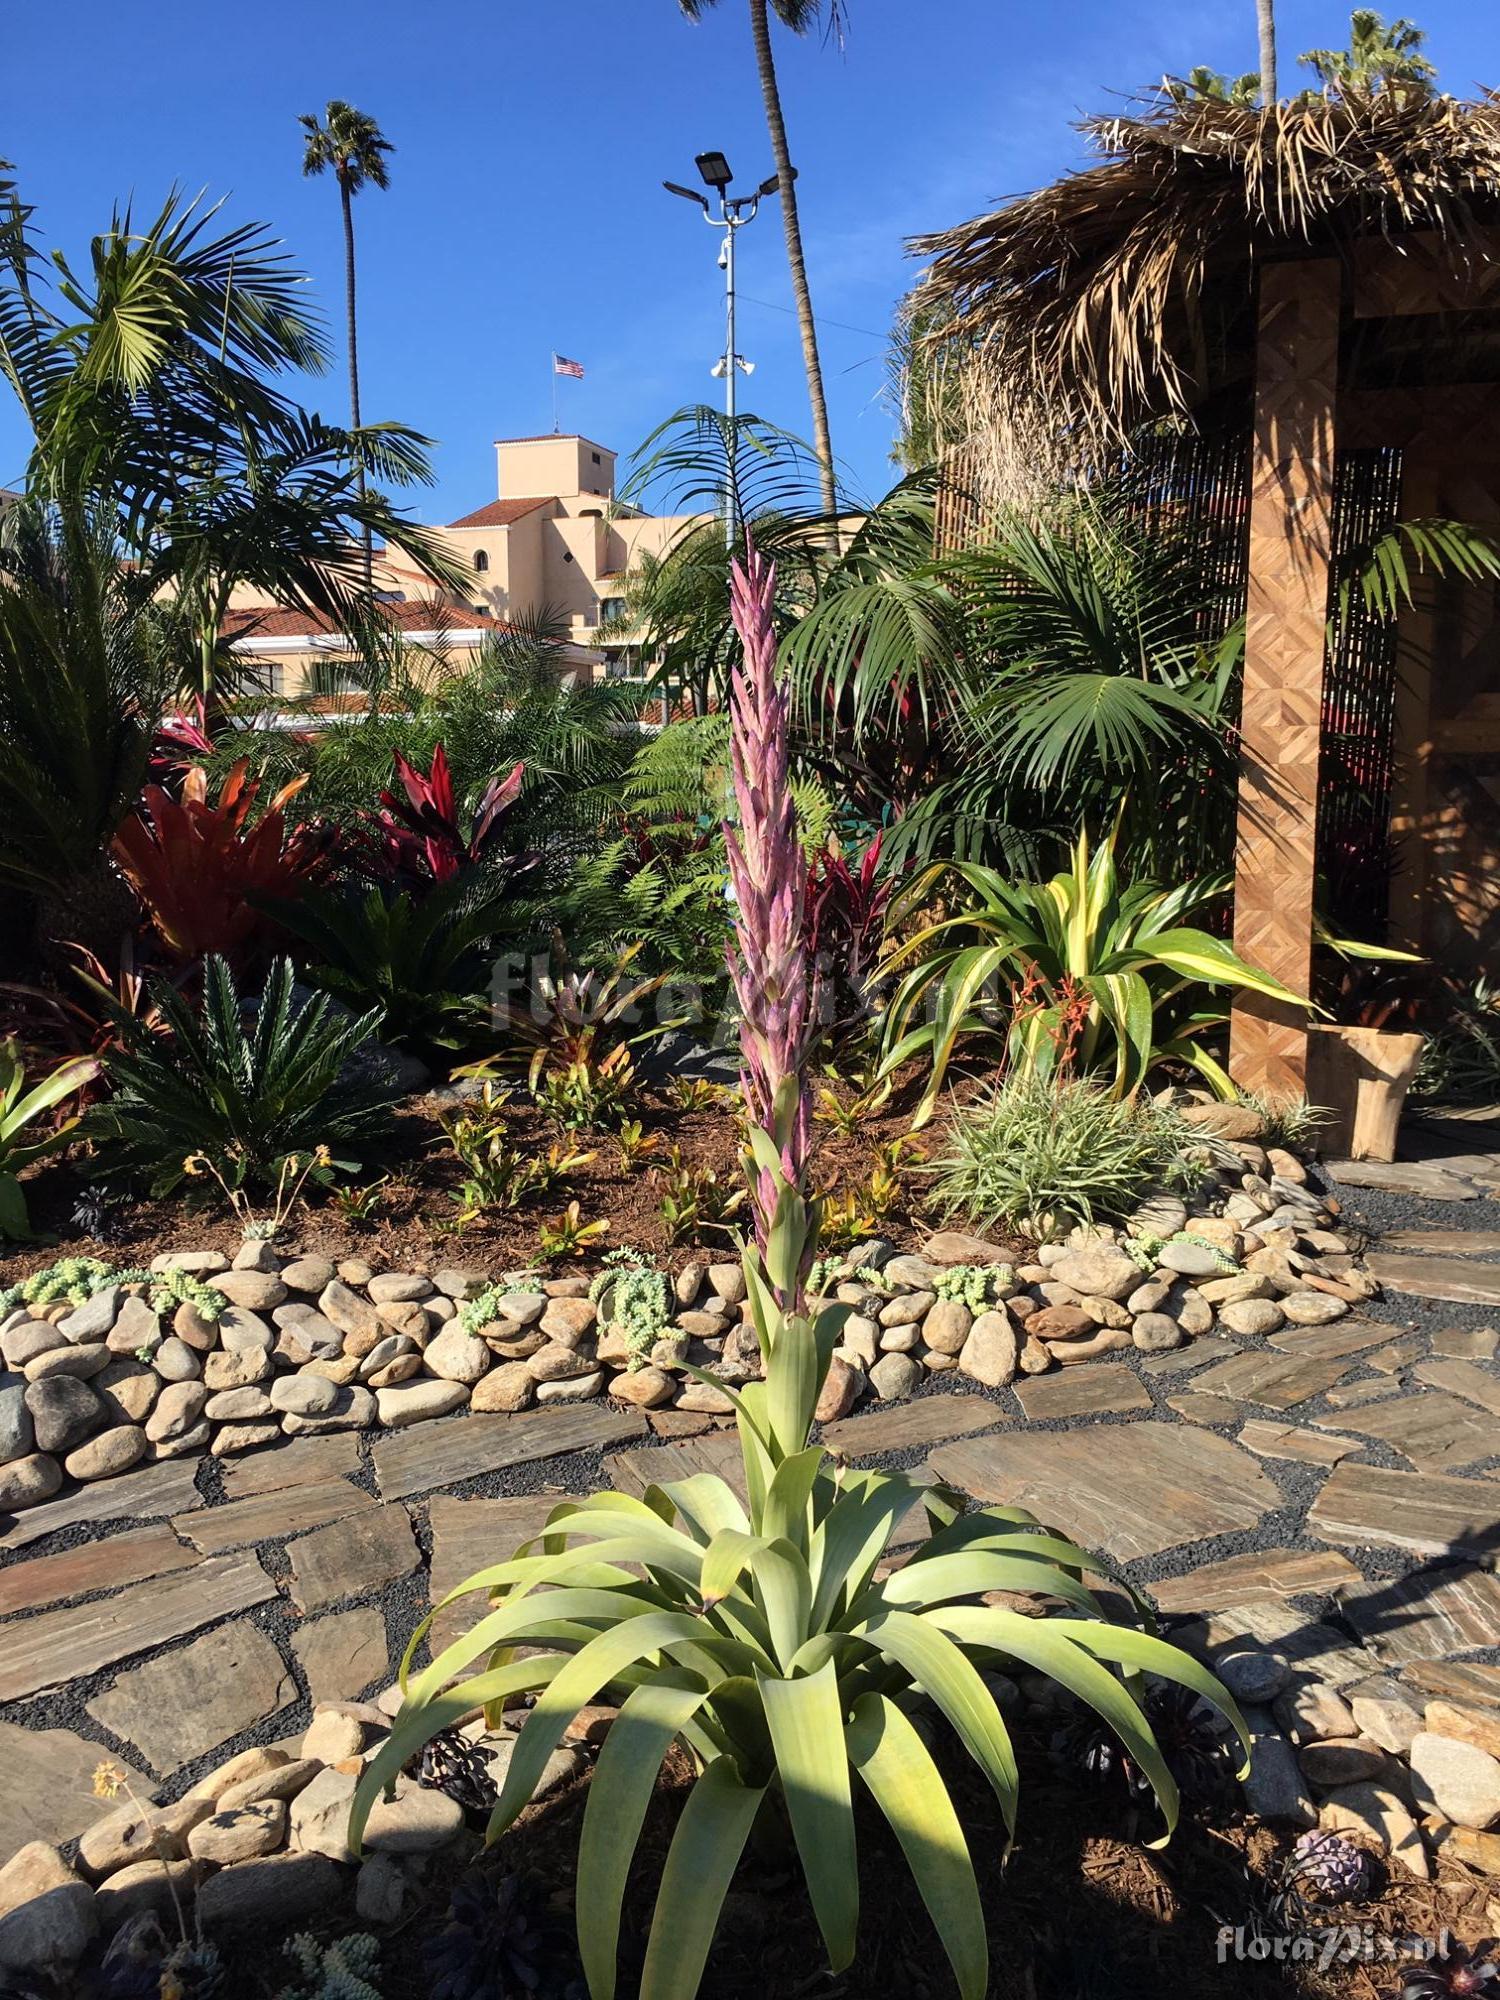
1234, 1088, 1331, 1151
86, 955, 391, 1198
536, 1199, 608, 1261
530, 1044, 636, 1131
612, 1118, 661, 1170
655, 1145, 746, 1245
930, 1073, 1202, 1237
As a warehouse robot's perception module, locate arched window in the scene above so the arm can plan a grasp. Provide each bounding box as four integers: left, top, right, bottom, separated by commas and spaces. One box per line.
473, 549, 489, 573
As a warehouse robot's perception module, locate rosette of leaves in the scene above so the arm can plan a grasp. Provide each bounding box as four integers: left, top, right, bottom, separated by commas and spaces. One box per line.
933, 1264, 1012, 1311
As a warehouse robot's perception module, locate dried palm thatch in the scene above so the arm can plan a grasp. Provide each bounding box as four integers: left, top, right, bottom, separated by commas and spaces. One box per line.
908, 87, 1500, 507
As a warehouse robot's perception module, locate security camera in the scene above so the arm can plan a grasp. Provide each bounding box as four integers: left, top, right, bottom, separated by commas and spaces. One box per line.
717, 242, 729, 270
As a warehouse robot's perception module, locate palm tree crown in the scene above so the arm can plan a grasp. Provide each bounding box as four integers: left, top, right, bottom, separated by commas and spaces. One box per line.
298, 100, 393, 194
1300, 8, 1436, 93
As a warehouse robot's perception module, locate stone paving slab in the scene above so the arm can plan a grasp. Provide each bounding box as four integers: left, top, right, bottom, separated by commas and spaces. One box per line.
86, 1616, 297, 1774
930, 1421, 1279, 1563
288, 1505, 420, 1614
1337, 1566, 1500, 1667
1327, 1160, 1482, 1199
822, 1393, 1004, 1458
174, 1479, 374, 1556
218, 1435, 363, 1498
292, 1607, 390, 1704
0, 1551, 277, 1701
1367, 1251, 1500, 1306
1189, 1347, 1354, 1410
1172, 1600, 1375, 1690
427, 1493, 576, 1657
1150, 1547, 1362, 1615
1310, 1390, 1495, 1472
1165, 1392, 1242, 1426
609, 1430, 746, 1501
0, 1459, 203, 1551
1236, 1418, 1363, 1466
1137, 1336, 1240, 1377
1406, 1659, 1500, 1707
0, 1523, 201, 1617
0, 1719, 155, 1858
1012, 1364, 1151, 1421
373, 1407, 646, 1502
1382, 1229, 1500, 1255
1309, 1462, 1500, 1560
1266, 1320, 1399, 1360
1414, 1357, 1500, 1418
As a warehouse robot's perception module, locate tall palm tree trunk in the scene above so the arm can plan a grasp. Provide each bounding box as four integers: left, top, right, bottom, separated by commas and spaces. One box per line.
1256, 0, 1278, 101
340, 176, 373, 592
748, 0, 837, 521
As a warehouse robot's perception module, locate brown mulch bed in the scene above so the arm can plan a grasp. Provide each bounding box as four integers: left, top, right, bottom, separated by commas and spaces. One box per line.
9, 1070, 999, 1284
219, 1736, 1494, 2000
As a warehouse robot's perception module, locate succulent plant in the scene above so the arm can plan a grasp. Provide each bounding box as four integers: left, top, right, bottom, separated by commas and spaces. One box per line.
69, 1180, 130, 1241
1055, 1680, 1235, 1805
1402, 1938, 1500, 2000
98, 1914, 225, 1999
1287, 1829, 1372, 1904
417, 1725, 499, 1814
275, 1932, 381, 2000
425, 1871, 567, 2000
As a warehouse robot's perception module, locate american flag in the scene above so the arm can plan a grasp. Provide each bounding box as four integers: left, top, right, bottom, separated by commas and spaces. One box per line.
552, 353, 585, 379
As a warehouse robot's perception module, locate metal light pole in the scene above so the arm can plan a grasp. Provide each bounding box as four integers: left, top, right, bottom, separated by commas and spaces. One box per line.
664, 152, 781, 547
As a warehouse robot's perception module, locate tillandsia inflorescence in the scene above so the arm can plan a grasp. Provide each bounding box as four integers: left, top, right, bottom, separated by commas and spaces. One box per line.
354, 537, 1251, 2000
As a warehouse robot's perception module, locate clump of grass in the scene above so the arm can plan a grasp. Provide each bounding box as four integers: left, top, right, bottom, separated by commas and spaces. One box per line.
1233, 1088, 1332, 1151
929, 1073, 1202, 1238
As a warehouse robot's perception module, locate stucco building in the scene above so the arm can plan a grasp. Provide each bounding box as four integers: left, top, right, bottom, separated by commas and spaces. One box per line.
227, 433, 703, 698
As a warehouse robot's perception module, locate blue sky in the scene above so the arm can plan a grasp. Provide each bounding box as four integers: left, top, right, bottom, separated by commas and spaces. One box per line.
2, 1, 1495, 519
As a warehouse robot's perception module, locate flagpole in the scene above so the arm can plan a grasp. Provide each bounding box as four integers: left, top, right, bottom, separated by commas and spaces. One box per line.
550, 354, 558, 435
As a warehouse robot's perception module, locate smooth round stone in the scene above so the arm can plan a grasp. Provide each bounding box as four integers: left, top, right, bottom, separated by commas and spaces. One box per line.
105, 1296, 163, 1356
231, 1238, 282, 1274
432, 1267, 489, 1301
95, 1362, 158, 1425
203, 1386, 275, 1422
868, 1352, 921, 1400
0, 1452, 62, 1509
202, 1348, 271, 1392
1131, 1312, 1183, 1353
527, 1343, 595, 1383
922, 1301, 972, 1356
65, 1425, 147, 1481
0, 1377, 33, 1465
1218, 1297, 1286, 1337
535, 1371, 605, 1403
25, 1376, 104, 1455
336, 1259, 376, 1289
24, 1343, 110, 1382
1299, 1739, 1388, 1787
470, 1364, 535, 1413
1280, 1292, 1348, 1326
1409, 1732, 1500, 1831
188, 1797, 286, 1865
368, 1354, 423, 1389
1159, 1239, 1231, 1278
217, 1308, 275, 1354
282, 1385, 376, 1433
878, 1292, 935, 1329
1218, 1649, 1290, 1704
673, 1264, 706, 1308
150, 1250, 228, 1276
171, 1300, 221, 1352
58, 1289, 121, 1343
270, 1373, 340, 1417
1, 1319, 68, 1370
608, 1366, 674, 1409
145, 1381, 207, 1443
152, 1337, 201, 1383
375, 1380, 469, 1428
280, 1256, 337, 1294
375, 1300, 430, 1342
362, 1778, 464, 1855
214, 1271, 288, 1312
367, 1273, 434, 1304
1051, 1246, 1141, 1302
422, 1327, 490, 1385
356, 1335, 413, 1379
212, 1422, 282, 1455
153, 1419, 211, 1459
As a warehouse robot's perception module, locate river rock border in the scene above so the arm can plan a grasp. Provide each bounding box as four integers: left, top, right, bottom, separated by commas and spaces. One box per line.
0, 1128, 1375, 1516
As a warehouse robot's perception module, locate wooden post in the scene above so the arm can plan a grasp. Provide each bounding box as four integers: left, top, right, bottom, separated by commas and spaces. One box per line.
1229, 258, 1342, 1100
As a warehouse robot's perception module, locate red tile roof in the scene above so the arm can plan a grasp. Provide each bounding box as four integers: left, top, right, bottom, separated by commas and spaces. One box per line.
447, 496, 552, 530
224, 600, 504, 642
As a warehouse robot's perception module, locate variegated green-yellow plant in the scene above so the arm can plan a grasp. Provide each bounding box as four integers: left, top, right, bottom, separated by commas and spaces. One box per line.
351, 549, 1250, 2000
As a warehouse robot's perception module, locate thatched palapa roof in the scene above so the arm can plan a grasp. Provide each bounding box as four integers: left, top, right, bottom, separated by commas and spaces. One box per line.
908, 88, 1500, 496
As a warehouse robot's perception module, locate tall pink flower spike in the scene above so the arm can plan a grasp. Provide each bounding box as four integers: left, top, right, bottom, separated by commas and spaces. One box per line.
723, 539, 816, 1258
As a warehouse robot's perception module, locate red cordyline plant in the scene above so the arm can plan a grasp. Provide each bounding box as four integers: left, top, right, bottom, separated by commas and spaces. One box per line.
723, 544, 818, 1287
365, 744, 524, 887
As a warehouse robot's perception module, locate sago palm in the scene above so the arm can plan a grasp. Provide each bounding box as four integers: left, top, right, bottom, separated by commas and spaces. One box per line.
677, 0, 841, 517
300, 100, 394, 585
352, 546, 1249, 2000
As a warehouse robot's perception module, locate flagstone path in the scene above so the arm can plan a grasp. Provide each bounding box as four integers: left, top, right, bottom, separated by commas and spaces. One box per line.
8, 1152, 1500, 1867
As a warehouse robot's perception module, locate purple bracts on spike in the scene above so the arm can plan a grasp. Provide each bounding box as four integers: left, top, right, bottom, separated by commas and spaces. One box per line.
723, 541, 814, 1255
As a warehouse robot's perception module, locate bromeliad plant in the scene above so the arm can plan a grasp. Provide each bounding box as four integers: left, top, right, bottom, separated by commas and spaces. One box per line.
880, 816, 1303, 1123
353, 545, 1250, 2000
0, 1040, 100, 1239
